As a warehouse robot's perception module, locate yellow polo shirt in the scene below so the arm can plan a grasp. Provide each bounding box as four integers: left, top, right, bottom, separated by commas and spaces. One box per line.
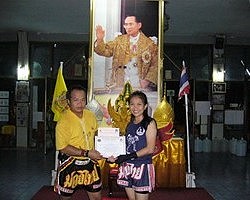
56, 109, 98, 151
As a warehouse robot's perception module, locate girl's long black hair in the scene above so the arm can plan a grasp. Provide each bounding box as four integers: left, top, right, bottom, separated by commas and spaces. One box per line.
128, 90, 154, 130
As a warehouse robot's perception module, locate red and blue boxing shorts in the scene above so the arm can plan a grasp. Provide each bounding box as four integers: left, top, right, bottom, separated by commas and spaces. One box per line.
117, 162, 155, 193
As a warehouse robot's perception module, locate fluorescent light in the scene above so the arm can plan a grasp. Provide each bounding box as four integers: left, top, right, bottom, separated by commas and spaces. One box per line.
17, 64, 30, 80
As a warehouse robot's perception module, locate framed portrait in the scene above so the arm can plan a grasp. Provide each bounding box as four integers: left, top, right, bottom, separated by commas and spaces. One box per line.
88, 0, 164, 126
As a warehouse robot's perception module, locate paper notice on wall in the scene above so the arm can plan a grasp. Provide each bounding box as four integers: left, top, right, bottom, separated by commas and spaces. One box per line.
200, 124, 208, 135
225, 110, 244, 125
195, 101, 211, 116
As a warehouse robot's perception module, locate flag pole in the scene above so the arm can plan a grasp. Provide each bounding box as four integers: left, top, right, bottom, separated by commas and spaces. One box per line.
179, 60, 196, 188
184, 93, 191, 173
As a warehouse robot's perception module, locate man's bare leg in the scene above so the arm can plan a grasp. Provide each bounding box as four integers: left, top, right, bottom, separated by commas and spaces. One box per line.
59, 195, 71, 200
87, 190, 102, 200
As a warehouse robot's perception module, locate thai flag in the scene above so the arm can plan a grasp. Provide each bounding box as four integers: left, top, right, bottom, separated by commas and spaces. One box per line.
178, 61, 190, 100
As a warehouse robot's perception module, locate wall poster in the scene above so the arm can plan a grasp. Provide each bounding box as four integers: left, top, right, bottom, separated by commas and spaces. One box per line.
16, 103, 29, 127
88, 0, 164, 126
16, 81, 29, 102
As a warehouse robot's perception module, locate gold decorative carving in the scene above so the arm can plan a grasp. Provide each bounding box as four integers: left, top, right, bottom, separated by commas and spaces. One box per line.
107, 82, 133, 135
153, 95, 175, 141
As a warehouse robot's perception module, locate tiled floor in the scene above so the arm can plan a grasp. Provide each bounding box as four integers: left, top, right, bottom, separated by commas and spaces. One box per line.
193, 152, 250, 200
0, 148, 54, 200
0, 147, 249, 200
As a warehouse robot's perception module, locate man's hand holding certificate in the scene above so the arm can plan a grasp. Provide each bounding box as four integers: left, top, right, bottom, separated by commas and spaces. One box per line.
95, 128, 126, 158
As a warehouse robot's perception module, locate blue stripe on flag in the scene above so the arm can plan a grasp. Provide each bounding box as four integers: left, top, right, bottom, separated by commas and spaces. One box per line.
178, 63, 190, 100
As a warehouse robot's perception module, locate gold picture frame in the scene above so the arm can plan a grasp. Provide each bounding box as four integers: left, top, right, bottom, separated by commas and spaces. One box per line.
88, 0, 165, 125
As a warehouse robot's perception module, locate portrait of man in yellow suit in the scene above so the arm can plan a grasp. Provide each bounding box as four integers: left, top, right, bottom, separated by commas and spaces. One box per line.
94, 13, 158, 92
91, 0, 159, 125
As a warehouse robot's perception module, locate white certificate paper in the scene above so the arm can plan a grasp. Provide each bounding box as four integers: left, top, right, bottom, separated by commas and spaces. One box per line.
98, 127, 120, 137
95, 136, 126, 158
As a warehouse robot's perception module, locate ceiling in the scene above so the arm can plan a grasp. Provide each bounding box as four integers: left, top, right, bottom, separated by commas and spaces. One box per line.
0, 0, 250, 44
166, 0, 250, 44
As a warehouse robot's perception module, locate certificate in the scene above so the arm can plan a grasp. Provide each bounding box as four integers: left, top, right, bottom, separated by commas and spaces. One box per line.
98, 127, 119, 137
95, 136, 126, 158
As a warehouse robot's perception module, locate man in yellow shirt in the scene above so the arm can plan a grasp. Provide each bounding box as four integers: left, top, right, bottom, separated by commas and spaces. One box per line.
54, 85, 103, 200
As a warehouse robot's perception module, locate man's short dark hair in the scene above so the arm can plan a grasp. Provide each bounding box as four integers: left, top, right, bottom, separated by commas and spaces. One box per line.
125, 13, 142, 23
66, 85, 87, 100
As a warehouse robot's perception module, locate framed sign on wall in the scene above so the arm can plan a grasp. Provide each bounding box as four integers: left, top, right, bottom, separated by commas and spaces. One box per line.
212, 82, 226, 93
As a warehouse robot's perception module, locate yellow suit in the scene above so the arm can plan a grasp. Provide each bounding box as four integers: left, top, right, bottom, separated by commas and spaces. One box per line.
94, 32, 158, 89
